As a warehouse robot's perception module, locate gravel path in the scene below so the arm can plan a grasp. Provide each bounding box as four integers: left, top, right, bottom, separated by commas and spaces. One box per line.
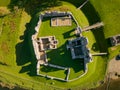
108, 58, 120, 79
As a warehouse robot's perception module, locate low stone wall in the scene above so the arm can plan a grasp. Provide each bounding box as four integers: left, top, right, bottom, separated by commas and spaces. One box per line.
48, 64, 68, 70
35, 15, 42, 33
42, 11, 80, 27
38, 73, 66, 81
43, 11, 70, 17
32, 36, 40, 60
37, 64, 69, 82
65, 68, 70, 81
69, 13, 79, 27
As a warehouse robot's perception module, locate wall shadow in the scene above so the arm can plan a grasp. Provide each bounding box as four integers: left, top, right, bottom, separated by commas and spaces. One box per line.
91, 27, 108, 53
47, 42, 84, 73
81, 1, 101, 24
19, 64, 31, 73
40, 66, 63, 73
7, 0, 62, 16
15, 15, 39, 76
62, 0, 86, 7
106, 38, 113, 48
63, 28, 75, 39
92, 43, 99, 52
15, 42, 30, 66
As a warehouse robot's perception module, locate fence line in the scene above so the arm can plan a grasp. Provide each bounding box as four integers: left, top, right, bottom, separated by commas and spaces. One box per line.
77, 0, 89, 9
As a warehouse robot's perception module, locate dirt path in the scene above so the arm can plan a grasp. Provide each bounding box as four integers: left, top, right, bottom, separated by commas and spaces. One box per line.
107, 58, 120, 79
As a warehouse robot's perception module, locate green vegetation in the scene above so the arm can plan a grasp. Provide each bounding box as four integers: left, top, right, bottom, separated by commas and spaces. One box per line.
0, 7, 10, 16
0, 0, 119, 90
0, 0, 10, 6
40, 65, 67, 79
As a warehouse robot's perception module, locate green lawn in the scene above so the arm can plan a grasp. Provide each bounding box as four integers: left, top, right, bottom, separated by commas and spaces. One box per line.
40, 65, 67, 79
0, 0, 115, 90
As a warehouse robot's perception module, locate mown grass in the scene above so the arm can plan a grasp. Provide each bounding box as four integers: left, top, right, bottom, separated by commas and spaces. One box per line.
40, 65, 67, 79
0, 0, 111, 90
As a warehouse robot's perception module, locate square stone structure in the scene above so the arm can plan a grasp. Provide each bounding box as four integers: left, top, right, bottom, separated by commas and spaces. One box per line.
51, 17, 72, 26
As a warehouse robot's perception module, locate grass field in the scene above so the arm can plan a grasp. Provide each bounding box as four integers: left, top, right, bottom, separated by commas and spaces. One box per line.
90, 0, 120, 38
0, 0, 119, 90
0, 0, 10, 6
40, 65, 67, 79
89, 0, 120, 59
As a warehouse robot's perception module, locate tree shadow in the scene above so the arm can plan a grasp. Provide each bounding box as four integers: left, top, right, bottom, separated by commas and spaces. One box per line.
7, 0, 62, 16
62, 0, 86, 7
